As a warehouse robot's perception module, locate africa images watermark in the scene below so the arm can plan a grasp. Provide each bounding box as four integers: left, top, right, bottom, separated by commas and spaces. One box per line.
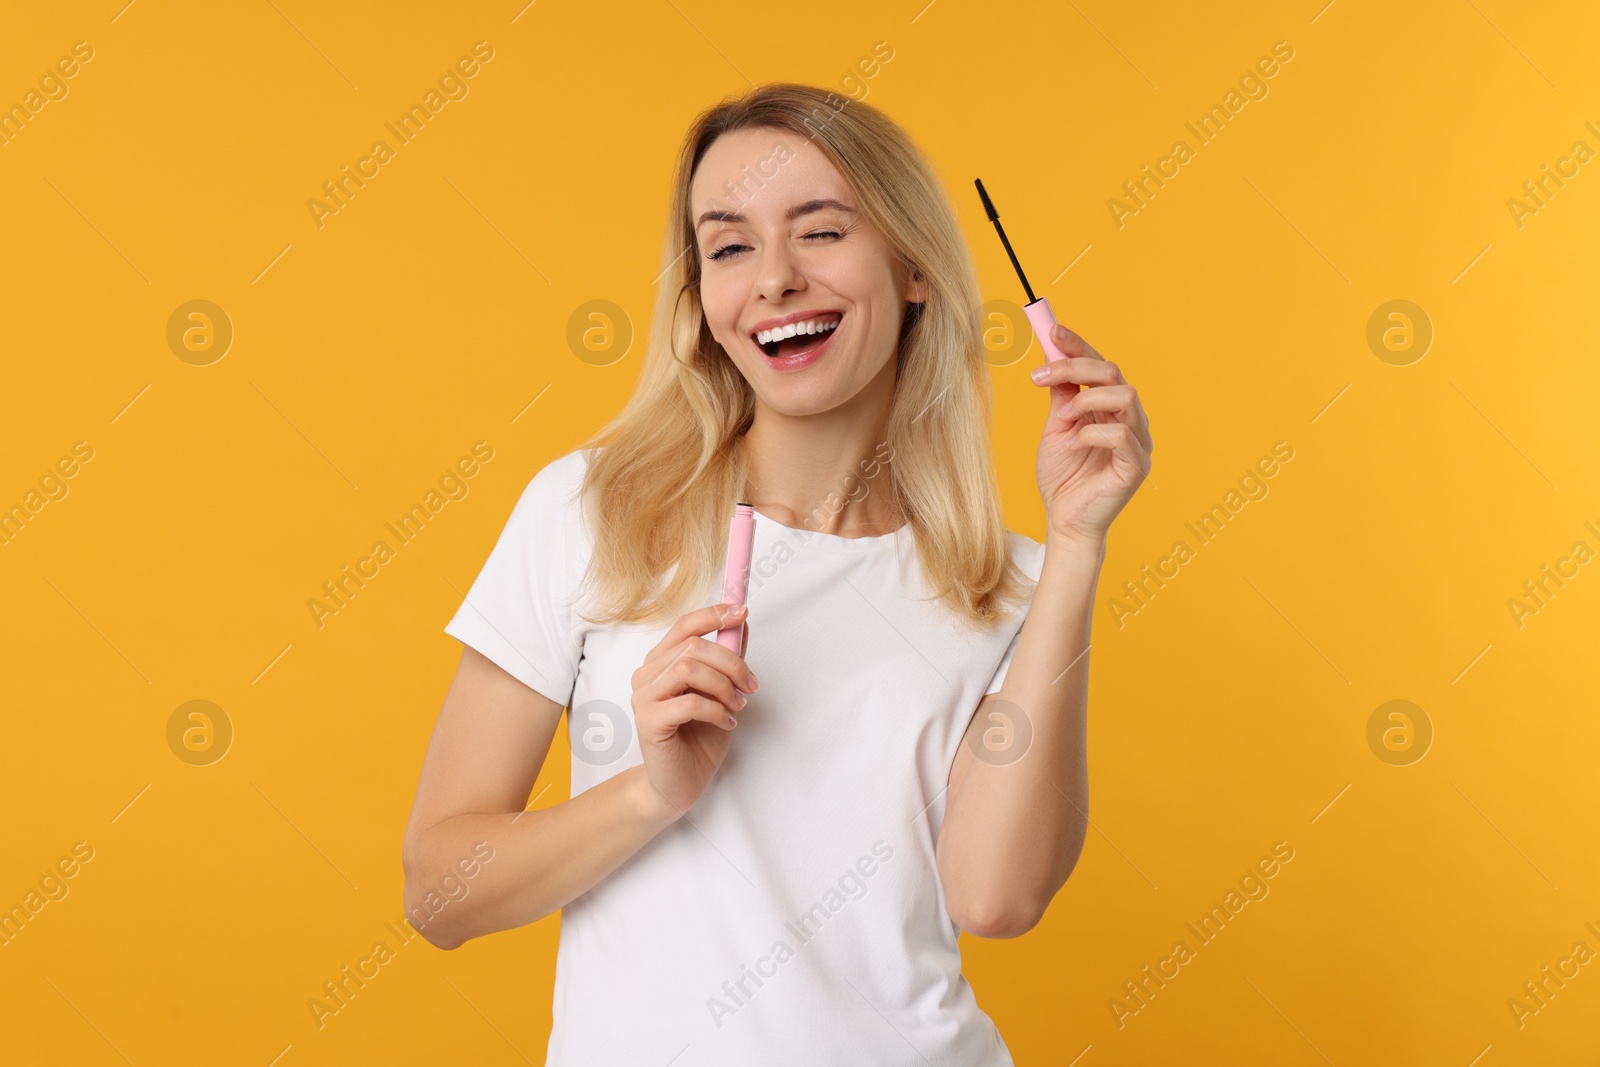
305, 840, 496, 1030
405, 839, 496, 935
1108, 39, 1296, 229
306, 41, 496, 230
1109, 840, 1296, 1028
0, 440, 96, 548
1105, 440, 1295, 628
305, 915, 421, 1030
307, 441, 495, 629
692, 39, 894, 227
706, 839, 895, 1029
0, 39, 96, 148
1506, 117, 1600, 230
745, 440, 895, 592
1504, 515, 1600, 630
1, 840, 96, 948
1506, 917, 1600, 1031
797, 40, 894, 142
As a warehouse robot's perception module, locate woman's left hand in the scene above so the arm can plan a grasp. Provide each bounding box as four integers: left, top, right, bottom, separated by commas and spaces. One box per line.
1031, 322, 1152, 547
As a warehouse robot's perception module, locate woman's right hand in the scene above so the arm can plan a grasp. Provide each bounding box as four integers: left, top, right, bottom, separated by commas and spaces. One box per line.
630, 602, 757, 823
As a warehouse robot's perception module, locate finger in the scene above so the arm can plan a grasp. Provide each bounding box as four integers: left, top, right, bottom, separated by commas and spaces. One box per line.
1032, 357, 1124, 388
1067, 422, 1151, 473
642, 638, 755, 703
644, 652, 747, 713
676, 629, 759, 692
1049, 323, 1105, 361
654, 691, 740, 732
740, 619, 751, 660
1056, 384, 1152, 450
1058, 383, 1136, 421
648, 602, 746, 661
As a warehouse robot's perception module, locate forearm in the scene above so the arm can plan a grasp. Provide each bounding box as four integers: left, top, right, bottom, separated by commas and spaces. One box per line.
402, 763, 677, 949
942, 534, 1102, 930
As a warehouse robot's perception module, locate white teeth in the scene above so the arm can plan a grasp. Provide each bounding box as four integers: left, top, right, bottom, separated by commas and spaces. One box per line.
754, 316, 841, 345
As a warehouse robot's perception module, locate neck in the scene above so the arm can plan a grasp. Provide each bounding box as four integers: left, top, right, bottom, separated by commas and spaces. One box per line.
738, 366, 902, 537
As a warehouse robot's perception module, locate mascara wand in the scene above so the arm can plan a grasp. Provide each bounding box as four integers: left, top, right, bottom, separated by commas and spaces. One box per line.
975, 178, 1071, 365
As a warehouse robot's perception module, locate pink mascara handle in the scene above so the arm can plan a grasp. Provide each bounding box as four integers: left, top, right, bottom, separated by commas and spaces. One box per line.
1024, 296, 1071, 363
715, 503, 755, 656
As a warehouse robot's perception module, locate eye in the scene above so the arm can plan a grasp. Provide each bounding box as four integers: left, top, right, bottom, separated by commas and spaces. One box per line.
706, 230, 843, 262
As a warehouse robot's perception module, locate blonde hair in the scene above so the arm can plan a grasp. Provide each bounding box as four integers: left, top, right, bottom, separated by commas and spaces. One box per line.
574, 82, 1034, 630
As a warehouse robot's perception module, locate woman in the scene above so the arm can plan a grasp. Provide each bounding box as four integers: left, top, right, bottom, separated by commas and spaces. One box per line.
403, 83, 1151, 1064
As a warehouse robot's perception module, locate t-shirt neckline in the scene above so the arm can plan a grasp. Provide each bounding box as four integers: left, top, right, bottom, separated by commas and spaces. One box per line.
749, 506, 908, 551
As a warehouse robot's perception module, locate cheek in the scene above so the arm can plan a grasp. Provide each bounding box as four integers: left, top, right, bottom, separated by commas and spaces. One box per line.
823, 258, 895, 320
699, 285, 742, 345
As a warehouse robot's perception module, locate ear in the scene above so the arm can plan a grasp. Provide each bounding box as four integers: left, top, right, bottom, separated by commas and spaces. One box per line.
905, 267, 929, 305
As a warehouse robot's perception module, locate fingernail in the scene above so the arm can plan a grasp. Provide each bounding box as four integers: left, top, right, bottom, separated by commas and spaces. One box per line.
1030, 366, 1049, 384
728, 603, 747, 616
726, 713, 738, 728
1053, 323, 1069, 338
747, 672, 760, 691
736, 693, 747, 708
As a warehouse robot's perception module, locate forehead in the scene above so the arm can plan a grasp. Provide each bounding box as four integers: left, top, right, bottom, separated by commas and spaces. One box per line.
690, 127, 852, 219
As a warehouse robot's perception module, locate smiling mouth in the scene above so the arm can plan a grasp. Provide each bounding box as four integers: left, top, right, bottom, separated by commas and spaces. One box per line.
752, 314, 843, 359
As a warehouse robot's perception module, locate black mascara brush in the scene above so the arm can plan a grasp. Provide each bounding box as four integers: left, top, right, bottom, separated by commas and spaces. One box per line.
975, 178, 1070, 364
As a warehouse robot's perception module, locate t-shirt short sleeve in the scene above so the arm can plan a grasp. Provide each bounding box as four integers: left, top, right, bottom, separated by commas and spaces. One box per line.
983, 629, 1022, 697
443, 451, 587, 708
983, 535, 1048, 696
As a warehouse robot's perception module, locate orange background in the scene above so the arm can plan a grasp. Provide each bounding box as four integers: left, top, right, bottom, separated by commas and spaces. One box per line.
2, 1, 1597, 1063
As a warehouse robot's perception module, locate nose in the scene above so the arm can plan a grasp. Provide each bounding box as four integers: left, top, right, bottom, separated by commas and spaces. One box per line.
753, 238, 806, 302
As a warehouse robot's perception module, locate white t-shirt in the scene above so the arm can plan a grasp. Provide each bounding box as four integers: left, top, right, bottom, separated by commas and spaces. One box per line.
444, 447, 1047, 1066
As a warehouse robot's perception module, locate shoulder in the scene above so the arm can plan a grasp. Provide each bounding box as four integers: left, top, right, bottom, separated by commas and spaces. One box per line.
486, 449, 596, 561
1004, 529, 1048, 581
534, 446, 592, 494
511, 447, 593, 514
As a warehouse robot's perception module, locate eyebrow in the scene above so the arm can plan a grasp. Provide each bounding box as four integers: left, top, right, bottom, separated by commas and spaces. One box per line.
695, 197, 855, 229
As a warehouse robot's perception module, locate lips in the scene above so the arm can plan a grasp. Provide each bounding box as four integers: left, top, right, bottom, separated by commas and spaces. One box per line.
751, 317, 842, 372
748, 310, 844, 357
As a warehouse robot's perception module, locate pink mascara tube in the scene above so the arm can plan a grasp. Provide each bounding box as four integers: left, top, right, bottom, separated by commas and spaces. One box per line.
974, 178, 1074, 371
715, 502, 755, 656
